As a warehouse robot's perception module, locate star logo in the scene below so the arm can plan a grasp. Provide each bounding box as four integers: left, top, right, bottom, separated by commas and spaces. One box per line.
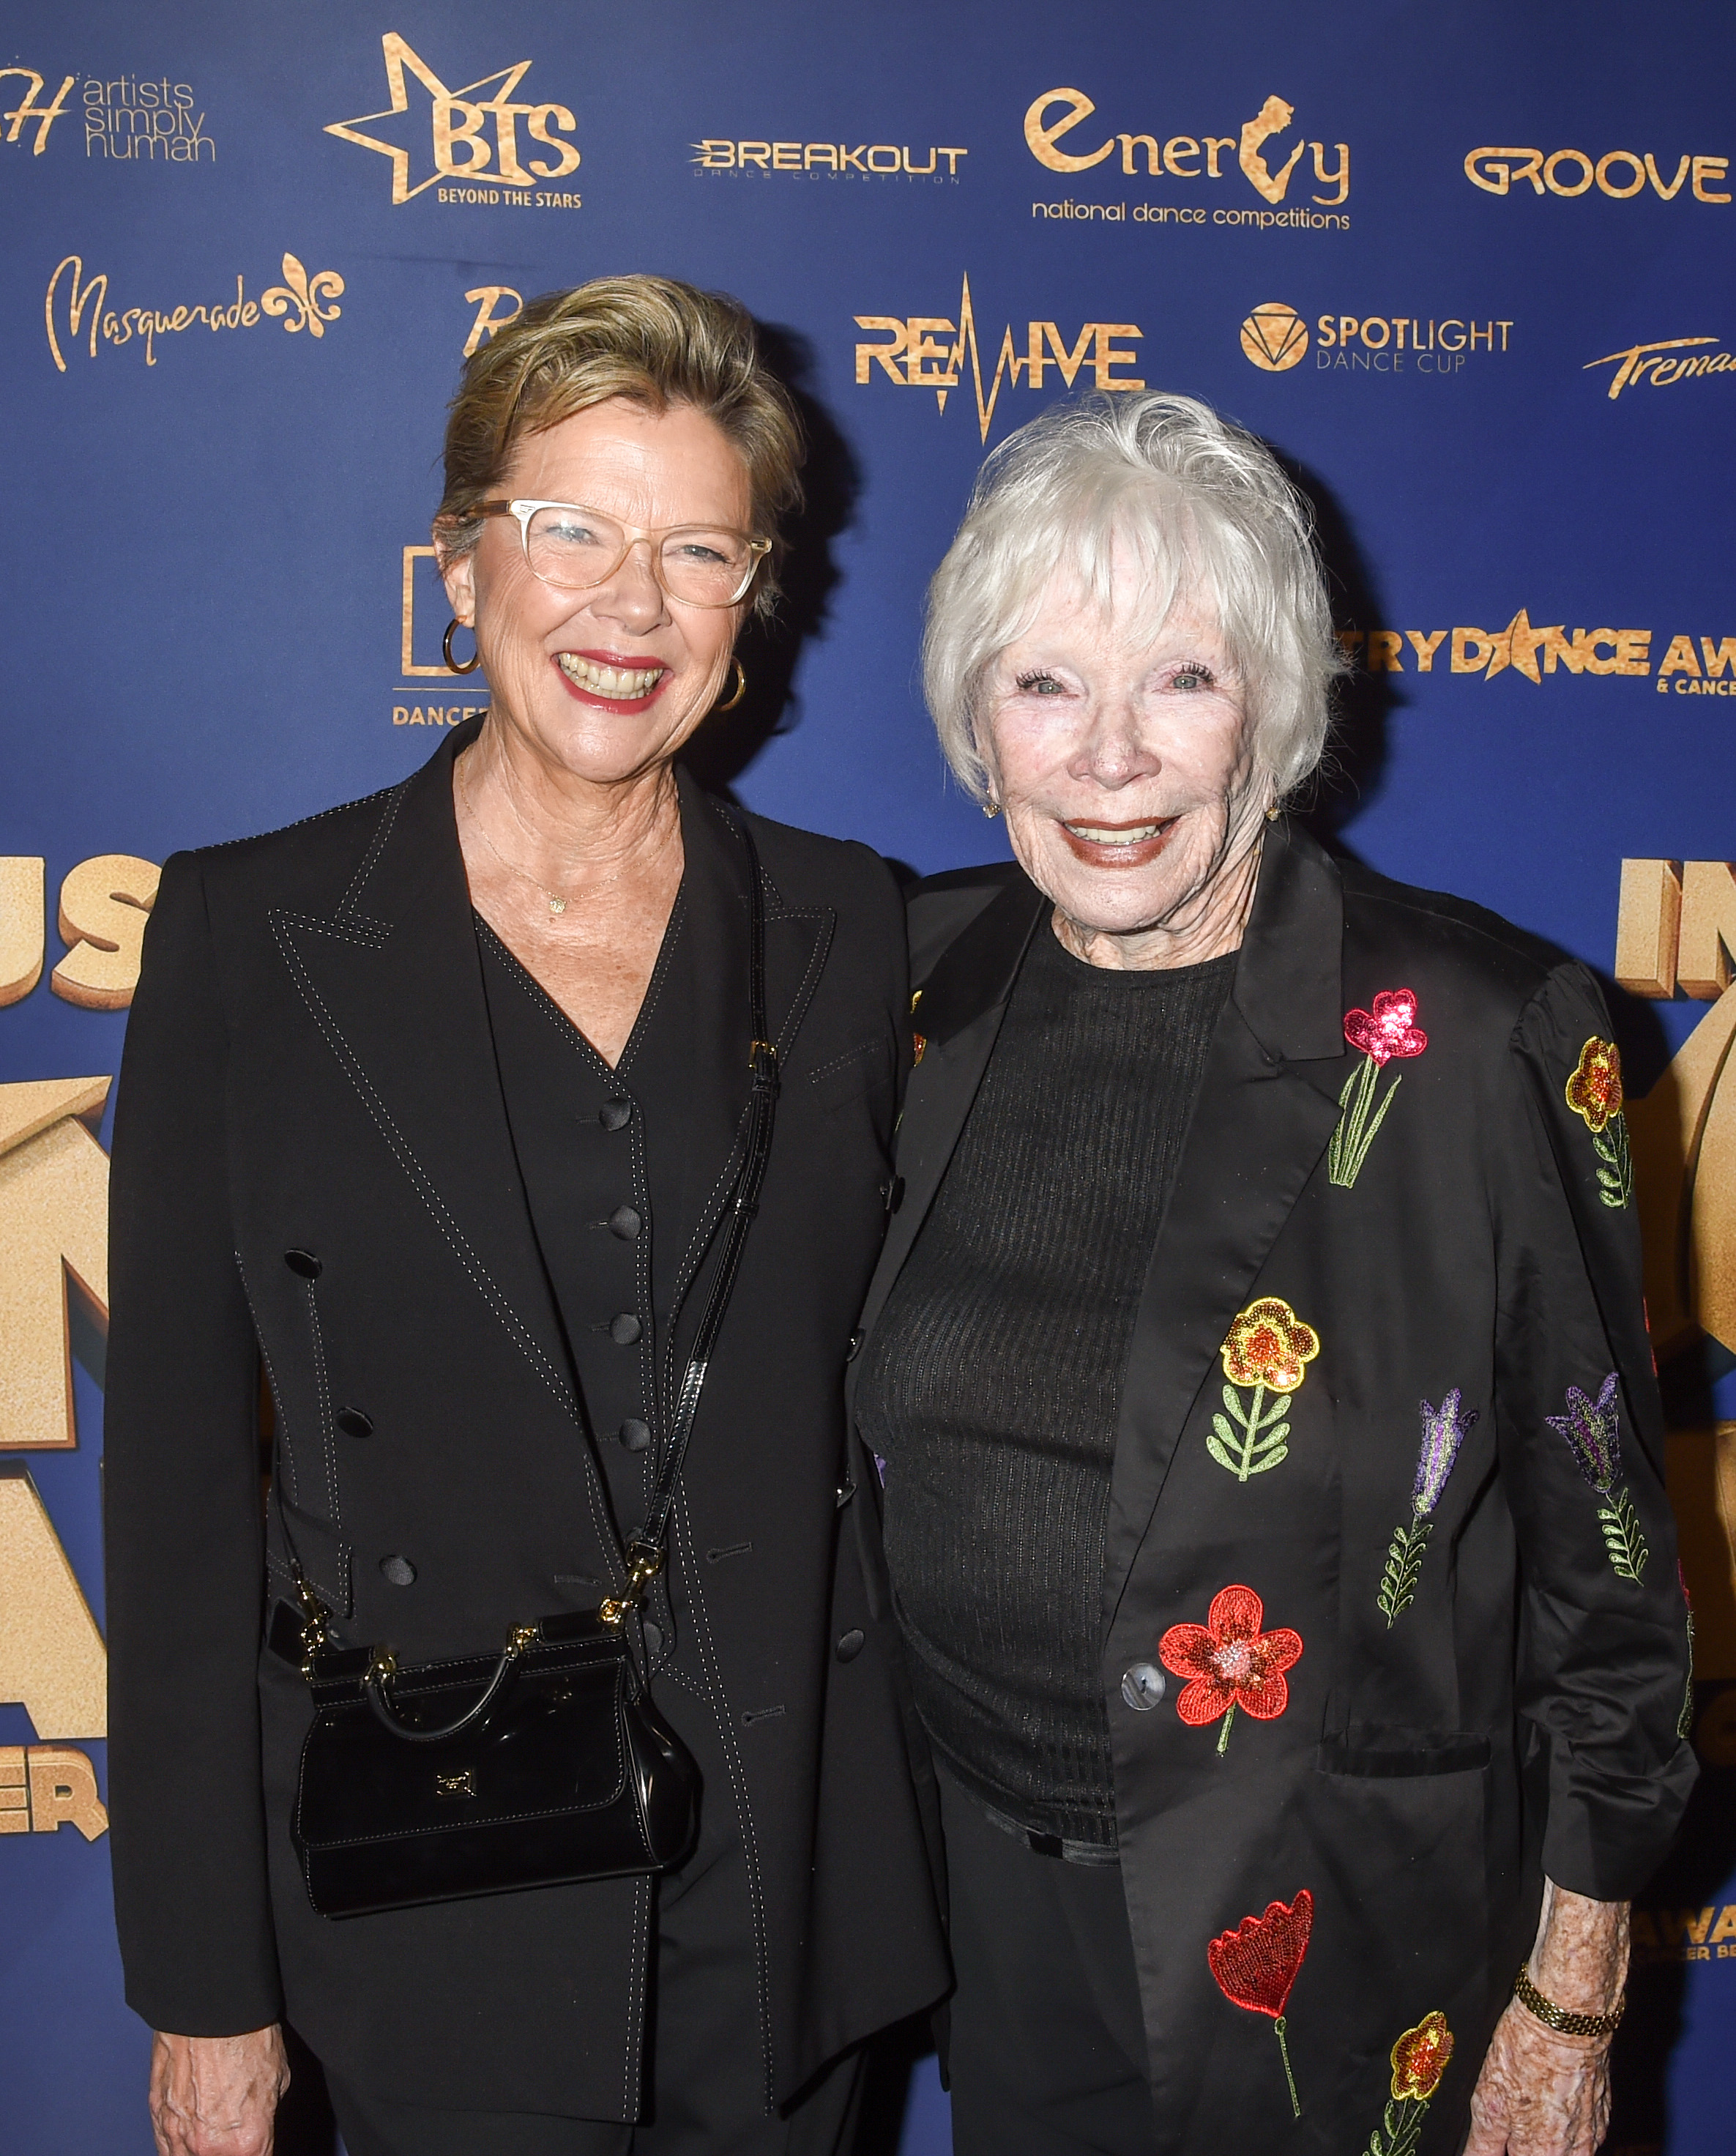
325, 32, 578, 205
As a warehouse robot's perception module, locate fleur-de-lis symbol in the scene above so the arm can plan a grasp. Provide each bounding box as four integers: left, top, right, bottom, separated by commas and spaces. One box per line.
261, 253, 345, 338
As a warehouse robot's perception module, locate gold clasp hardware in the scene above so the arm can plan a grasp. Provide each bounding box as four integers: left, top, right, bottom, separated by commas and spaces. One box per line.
366, 1648, 398, 1684
506, 1625, 540, 1656
749, 1038, 778, 1070
294, 1576, 332, 1674
598, 1544, 665, 1630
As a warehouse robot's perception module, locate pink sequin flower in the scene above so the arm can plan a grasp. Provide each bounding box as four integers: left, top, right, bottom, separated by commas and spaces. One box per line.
1343, 989, 1428, 1066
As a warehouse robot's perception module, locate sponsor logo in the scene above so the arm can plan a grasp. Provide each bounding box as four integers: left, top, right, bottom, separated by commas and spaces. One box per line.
2, 64, 215, 163
1241, 304, 1308, 371
327, 31, 580, 207
83, 73, 214, 163
391, 545, 485, 720
1025, 86, 1349, 209
463, 283, 523, 357
855, 275, 1143, 442
1585, 335, 1736, 399
1631, 1899, 1736, 1965
45, 252, 343, 371
1342, 615, 1671, 680
1465, 147, 1729, 201
0, 67, 75, 153
1243, 308, 1514, 374
0, 1079, 112, 1815
693, 139, 966, 177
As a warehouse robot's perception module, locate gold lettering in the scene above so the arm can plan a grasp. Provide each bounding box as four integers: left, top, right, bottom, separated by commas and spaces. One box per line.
1615, 860, 1682, 999
1163, 135, 1199, 177
1693, 156, 1732, 203
1119, 133, 1160, 176
0, 1079, 111, 1454
50, 856, 160, 1012
1365, 631, 1404, 672
1660, 633, 1702, 679
1024, 88, 1113, 172
524, 103, 579, 180
0, 859, 45, 1006
462, 283, 522, 358
1701, 636, 1736, 679
26, 1746, 106, 1839
0, 1468, 107, 1737
1091, 324, 1144, 389
1464, 147, 1543, 195
1203, 135, 1237, 179
1451, 627, 1495, 672
854, 317, 909, 384
1405, 630, 1447, 672
1310, 141, 1349, 205
1678, 862, 1736, 999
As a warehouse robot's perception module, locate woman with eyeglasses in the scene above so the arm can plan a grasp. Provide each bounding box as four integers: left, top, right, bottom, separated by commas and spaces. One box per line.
103, 277, 947, 2156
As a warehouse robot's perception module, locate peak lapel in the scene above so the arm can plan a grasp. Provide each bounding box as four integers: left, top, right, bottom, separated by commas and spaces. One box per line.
1102, 825, 1349, 1621
270, 729, 584, 1432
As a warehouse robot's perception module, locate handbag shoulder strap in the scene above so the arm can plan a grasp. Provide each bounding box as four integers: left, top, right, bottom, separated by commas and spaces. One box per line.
601, 803, 779, 1628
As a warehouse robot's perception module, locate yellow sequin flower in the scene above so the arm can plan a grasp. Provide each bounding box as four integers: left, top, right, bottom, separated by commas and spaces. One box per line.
1565, 1037, 1623, 1134
1221, 1298, 1320, 1395
1389, 2010, 1454, 2103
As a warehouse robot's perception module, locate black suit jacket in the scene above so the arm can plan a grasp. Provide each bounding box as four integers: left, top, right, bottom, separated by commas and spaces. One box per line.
104, 725, 949, 2117
848, 822, 1694, 2154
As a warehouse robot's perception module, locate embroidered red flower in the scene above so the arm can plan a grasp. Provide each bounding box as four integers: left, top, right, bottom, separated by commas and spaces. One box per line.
1220, 1297, 1319, 1394
1207, 1889, 1314, 2019
1207, 1889, 1313, 2117
1159, 1585, 1302, 1754
1565, 1036, 1623, 1132
1343, 987, 1428, 1066
1390, 2010, 1454, 2103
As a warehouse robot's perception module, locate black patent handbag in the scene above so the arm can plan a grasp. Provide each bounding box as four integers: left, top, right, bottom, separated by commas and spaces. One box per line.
285, 807, 779, 1919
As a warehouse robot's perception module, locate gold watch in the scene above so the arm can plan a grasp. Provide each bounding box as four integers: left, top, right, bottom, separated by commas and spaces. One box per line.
1513, 1962, 1625, 2039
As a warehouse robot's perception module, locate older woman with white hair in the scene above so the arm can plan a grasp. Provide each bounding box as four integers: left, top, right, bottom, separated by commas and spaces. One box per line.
847, 391, 1694, 2156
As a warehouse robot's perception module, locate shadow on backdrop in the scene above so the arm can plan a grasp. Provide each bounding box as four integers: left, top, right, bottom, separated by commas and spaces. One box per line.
683, 322, 862, 800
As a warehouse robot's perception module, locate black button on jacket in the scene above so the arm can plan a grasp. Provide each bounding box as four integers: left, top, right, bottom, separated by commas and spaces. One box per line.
103, 726, 946, 2119
846, 822, 1695, 2155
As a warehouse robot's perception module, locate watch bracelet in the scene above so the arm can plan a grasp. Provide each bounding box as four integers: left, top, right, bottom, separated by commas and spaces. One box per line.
1513, 1961, 1625, 2039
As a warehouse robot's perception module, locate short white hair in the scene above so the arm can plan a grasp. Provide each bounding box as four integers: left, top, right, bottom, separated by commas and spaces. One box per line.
922, 390, 1346, 806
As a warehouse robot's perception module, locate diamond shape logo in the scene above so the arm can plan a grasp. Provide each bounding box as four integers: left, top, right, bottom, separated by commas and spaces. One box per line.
1240, 303, 1308, 372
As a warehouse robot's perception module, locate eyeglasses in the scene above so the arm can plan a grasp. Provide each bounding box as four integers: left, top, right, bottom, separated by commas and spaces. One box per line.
477, 499, 772, 609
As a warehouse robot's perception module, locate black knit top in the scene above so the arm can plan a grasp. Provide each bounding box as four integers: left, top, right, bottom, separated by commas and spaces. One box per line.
857, 923, 1233, 1845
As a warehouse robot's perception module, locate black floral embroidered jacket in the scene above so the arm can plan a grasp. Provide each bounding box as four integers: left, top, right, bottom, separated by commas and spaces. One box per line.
846, 819, 1695, 2155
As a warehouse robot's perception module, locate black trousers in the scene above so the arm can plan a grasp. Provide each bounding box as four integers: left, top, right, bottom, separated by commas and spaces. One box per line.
328, 1690, 863, 2156
939, 1769, 1156, 2156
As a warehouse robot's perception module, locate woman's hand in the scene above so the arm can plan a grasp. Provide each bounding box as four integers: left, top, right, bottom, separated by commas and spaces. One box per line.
1466, 1880, 1626, 2155
149, 2027, 289, 2156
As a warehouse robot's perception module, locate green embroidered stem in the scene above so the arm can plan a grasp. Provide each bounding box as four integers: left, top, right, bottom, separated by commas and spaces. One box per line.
1592, 1114, 1633, 1209
1216, 1702, 1237, 1755
1273, 2015, 1301, 2119
1328, 1055, 1404, 1189
1362, 2096, 1428, 2156
1680, 1611, 1696, 1740
1596, 1482, 1650, 1583
1377, 1512, 1434, 1627
1207, 1380, 1292, 1481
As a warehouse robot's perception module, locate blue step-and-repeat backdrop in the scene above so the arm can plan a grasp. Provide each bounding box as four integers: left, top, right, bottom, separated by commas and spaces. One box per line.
1, 3, 1733, 2149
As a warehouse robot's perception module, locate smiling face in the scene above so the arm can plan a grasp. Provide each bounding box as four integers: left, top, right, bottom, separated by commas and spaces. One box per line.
439, 397, 753, 789
980, 553, 1270, 966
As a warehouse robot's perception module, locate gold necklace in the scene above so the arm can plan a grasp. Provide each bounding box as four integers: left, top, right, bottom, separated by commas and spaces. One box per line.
459, 762, 574, 917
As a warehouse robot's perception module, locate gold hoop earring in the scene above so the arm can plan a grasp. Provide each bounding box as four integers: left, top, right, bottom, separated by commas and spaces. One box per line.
714, 657, 747, 713
443, 620, 482, 674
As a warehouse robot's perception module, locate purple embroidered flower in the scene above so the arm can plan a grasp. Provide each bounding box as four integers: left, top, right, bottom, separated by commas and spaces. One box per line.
1545, 1373, 1623, 1492
1412, 1391, 1477, 1517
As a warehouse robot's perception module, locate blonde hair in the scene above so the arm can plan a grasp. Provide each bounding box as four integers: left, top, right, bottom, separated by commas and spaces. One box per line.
923, 391, 1345, 804
436, 275, 805, 620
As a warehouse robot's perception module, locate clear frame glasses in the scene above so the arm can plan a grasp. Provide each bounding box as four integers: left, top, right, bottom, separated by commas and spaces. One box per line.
477, 499, 771, 609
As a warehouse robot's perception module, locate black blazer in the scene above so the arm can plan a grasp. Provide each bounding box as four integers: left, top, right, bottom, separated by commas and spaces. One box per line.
104, 725, 949, 2118
848, 822, 1694, 2154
